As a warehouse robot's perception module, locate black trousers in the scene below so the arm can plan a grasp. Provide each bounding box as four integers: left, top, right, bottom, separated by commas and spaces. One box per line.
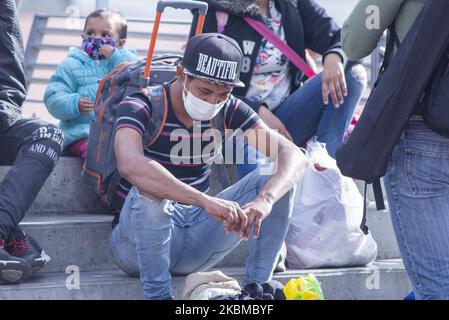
0, 120, 63, 239
0, 0, 63, 240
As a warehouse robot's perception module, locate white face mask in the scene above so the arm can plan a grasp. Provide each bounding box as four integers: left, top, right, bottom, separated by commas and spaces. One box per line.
182, 80, 228, 121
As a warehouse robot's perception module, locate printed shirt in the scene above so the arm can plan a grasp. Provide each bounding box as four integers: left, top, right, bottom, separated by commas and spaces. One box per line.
245, 0, 292, 111
114, 84, 262, 199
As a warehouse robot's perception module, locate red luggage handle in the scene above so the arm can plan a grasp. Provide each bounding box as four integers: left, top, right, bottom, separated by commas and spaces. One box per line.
144, 0, 208, 79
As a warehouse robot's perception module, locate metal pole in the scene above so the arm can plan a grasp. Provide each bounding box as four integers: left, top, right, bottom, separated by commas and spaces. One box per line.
96, 0, 109, 9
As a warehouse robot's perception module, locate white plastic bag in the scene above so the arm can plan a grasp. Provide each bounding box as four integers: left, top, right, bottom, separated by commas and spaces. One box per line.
286, 140, 377, 269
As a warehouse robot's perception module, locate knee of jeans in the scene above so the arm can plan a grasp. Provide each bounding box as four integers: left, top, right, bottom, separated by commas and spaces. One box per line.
132, 191, 173, 227
346, 63, 368, 88
251, 170, 272, 191
108, 230, 140, 277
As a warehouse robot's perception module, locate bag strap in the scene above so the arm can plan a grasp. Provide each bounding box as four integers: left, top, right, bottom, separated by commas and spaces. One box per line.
362, 178, 386, 234
210, 108, 232, 188
142, 84, 168, 147
372, 179, 386, 210
375, 20, 400, 87
361, 182, 370, 235
243, 16, 316, 78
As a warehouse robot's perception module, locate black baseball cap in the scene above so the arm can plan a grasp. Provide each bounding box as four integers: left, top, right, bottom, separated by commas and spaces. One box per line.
182, 33, 245, 87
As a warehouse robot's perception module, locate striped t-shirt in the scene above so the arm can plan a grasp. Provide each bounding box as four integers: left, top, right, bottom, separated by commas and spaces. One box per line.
113, 83, 262, 203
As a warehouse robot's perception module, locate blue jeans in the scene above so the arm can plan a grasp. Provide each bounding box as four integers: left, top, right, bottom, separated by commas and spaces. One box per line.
384, 117, 449, 300
108, 170, 295, 299
237, 62, 367, 178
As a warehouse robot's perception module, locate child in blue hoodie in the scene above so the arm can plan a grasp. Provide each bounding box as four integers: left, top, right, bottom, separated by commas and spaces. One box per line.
44, 8, 139, 161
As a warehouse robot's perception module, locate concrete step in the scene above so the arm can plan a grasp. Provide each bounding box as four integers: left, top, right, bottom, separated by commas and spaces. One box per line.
0, 157, 106, 215
221, 202, 401, 267
19, 206, 400, 276
19, 214, 118, 273
18, 214, 248, 273
366, 202, 400, 260
0, 260, 411, 300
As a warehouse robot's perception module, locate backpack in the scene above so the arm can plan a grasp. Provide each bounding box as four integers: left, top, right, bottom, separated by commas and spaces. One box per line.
82, 57, 174, 209
335, 0, 449, 186
83, 57, 229, 211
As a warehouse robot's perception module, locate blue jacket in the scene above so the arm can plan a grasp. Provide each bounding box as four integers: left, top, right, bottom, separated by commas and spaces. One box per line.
44, 47, 139, 147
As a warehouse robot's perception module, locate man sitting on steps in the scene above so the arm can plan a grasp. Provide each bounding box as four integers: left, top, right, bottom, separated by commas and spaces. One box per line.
109, 33, 308, 299
0, 0, 64, 284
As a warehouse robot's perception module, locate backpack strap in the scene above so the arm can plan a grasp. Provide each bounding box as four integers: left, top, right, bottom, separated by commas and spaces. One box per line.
142, 84, 168, 147
372, 179, 386, 211
361, 182, 370, 235
244, 16, 316, 78
375, 20, 401, 87
97, 63, 132, 124
361, 178, 386, 235
211, 107, 232, 188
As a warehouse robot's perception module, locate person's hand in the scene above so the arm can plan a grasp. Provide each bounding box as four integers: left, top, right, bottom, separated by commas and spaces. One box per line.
322, 53, 347, 108
241, 196, 273, 240
99, 44, 115, 58
258, 105, 293, 141
201, 195, 248, 236
78, 97, 94, 115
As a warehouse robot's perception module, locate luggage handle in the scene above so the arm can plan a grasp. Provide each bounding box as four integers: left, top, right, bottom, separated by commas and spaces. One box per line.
156, 0, 208, 15
144, 0, 208, 79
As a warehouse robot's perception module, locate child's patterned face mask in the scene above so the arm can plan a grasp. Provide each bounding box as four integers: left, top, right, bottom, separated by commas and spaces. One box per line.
82, 36, 117, 60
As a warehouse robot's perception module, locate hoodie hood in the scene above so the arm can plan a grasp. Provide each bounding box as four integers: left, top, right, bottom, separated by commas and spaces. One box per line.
208, 0, 297, 17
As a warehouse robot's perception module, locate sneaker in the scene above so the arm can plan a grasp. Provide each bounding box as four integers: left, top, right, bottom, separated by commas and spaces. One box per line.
5, 229, 51, 275
0, 240, 33, 284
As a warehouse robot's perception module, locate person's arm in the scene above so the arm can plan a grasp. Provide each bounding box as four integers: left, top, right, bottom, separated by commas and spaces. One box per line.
115, 127, 248, 235
241, 121, 307, 239
297, 0, 351, 108
298, 0, 344, 61
342, 0, 405, 60
115, 127, 208, 205
43, 59, 83, 121
0, 0, 26, 128
246, 120, 306, 204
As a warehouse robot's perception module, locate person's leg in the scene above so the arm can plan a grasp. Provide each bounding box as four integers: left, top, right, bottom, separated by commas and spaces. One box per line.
0, 0, 26, 129
109, 186, 188, 300
314, 63, 367, 157
68, 138, 88, 162
384, 118, 449, 300
235, 140, 271, 179
274, 62, 367, 157
0, 119, 63, 239
170, 169, 295, 285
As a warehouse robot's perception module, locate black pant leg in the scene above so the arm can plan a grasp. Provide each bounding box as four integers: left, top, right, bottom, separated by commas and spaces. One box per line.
0, 119, 63, 239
